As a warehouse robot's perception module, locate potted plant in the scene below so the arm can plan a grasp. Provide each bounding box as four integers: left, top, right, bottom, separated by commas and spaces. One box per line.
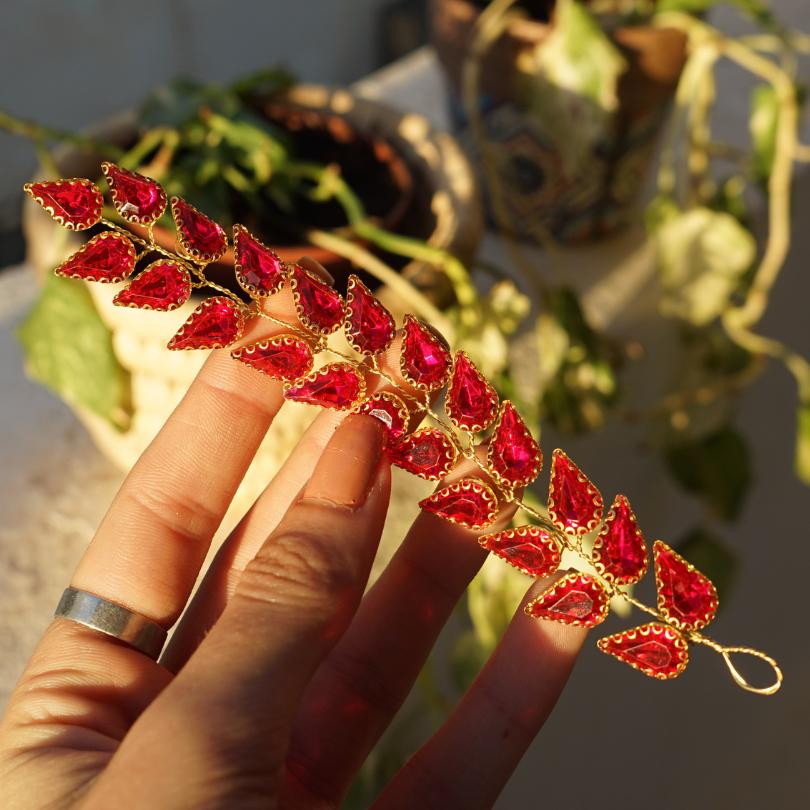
3, 68, 495, 471
429, 0, 690, 243
423, 0, 810, 642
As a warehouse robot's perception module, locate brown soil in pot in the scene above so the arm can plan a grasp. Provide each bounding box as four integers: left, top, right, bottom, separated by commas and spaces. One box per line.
140, 99, 430, 296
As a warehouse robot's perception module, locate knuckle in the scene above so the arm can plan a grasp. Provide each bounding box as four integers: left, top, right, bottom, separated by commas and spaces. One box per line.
235, 524, 357, 612
323, 647, 402, 718
124, 481, 218, 546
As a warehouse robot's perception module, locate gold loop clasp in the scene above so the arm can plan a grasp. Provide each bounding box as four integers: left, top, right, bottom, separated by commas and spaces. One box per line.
720, 646, 783, 696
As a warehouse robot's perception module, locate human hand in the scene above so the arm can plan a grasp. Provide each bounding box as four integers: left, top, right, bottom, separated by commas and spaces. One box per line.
0, 261, 585, 809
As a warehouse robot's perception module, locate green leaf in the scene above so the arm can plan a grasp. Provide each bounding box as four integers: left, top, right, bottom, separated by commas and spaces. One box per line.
466, 557, 528, 652
450, 631, 489, 694
16, 275, 132, 430
645, 194, 681, 232
676, 527, 738, 604
750, 83, 779, 185
655, 207, 756, 326
229, 66, 295, 100
795, 402, 810, 484
520, 0, 627, 176
665, 426, 752, 520
535, 286, 619, 433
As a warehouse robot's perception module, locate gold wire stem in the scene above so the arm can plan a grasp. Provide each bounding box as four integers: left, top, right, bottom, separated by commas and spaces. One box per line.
509, 494, 781, 693
96, 216, 781, 694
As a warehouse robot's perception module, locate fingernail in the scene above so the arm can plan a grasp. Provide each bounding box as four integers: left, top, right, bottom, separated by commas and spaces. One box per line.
298, 256, 335, 286
304, 414, 386, 509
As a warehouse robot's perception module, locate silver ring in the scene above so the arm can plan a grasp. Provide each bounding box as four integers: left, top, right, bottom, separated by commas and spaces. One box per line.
54, 587, 167, 660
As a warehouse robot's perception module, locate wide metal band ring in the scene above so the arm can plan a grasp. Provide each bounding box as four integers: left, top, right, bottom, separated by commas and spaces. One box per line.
54, 587, 167, 660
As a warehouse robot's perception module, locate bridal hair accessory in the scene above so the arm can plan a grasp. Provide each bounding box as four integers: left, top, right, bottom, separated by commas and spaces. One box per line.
25, 167, 782, 695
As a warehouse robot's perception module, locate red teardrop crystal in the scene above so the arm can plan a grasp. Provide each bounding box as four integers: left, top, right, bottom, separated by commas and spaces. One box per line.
389, 428, 457, 480
25, 178, 103, 230
419, 478, 499, 529
355, 392, 409, 440
288, 264, 345, 335
167, 296, 245, 350
284, 363, 365, 410
548, 450, 603, 536
479, 526, 561, 578
113, 260, 191, 310
102, 162, 167, 225
400, 315, 451, 391
488, 401, 542, 489
344, 274, 395, 355
653, 541, 718, 631
598, 623, 689, 680
592, 495, 647, 585
526, 572, 610, 627
55, 231, 136, 283
233, 225, 285, 297
171, 197, 227, 262
446, 351, 499, 432
231, 335, 313, 381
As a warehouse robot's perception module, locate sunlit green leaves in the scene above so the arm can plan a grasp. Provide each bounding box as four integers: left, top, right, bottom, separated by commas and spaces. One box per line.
655, 207, 756, 326
451, 556, 528, 692
125, 76, 293, 226
519, 0, 627, 176
16, 275, 132, 431
750, 83, 779, 185
665, 426, 752, 520
534, 287, 619, 433
460, 279, 530, 379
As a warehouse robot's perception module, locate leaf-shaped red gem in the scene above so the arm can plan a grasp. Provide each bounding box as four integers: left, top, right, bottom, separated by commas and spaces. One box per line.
488, 401, 542, 489
355, 392, 410, 440
344, 274, 395, 355
171, 197, 227, 262
284, 363, 365, 410
55, 231, 136, 283
592, 494, 647, 585
400, 314, 451, 391
102, 161, 167, 225
113, 260, 191, 310
288, 264, 345, 335
479, 526, 561, 578
548, 449, 603, 536
419, 478, 499, 529
231, 335, 313, 381
24, 178, 103, 230
598, 623, 689, 680
389, 428, 457, 480
167, 296, 245, 350
525, 572, 610, 627
446, 351, 499, 432
233, 224, 285, 297
653, 541, 718, 631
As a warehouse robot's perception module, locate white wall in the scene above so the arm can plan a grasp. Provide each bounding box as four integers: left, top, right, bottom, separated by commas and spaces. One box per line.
0, 0, 390, 222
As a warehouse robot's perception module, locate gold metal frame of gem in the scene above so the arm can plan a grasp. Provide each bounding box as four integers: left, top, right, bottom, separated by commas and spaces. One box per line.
23, 167, 784, 696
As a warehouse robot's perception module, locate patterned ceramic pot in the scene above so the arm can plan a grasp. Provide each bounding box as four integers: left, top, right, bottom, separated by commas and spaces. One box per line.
429, 0, 687, 244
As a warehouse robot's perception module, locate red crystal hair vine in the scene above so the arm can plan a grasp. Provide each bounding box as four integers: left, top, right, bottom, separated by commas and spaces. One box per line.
25, 167, 783, 695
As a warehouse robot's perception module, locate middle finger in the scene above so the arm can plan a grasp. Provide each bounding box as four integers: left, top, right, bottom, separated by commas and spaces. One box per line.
282, 459, 517, 807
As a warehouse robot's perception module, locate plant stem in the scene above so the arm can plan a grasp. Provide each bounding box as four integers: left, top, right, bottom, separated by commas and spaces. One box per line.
656, 12, 810, 402
287, 161, 480, 332
303, 226, 455, 340
0, 109, 124, 159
